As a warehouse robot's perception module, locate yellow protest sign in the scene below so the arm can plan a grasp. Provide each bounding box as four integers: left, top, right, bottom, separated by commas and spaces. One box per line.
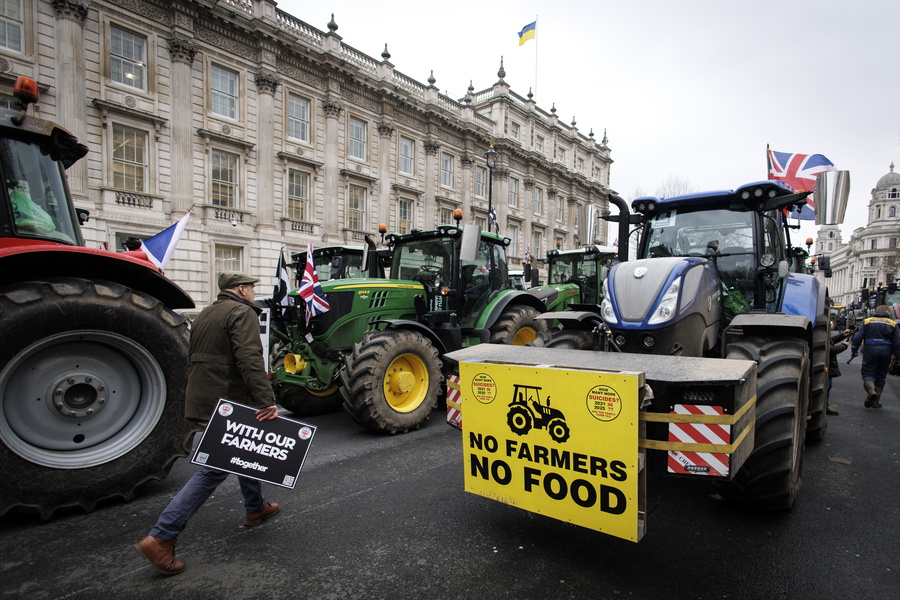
459, 362, 643, 542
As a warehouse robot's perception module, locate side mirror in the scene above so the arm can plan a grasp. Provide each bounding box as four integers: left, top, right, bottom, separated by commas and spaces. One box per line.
814, 170, 850, 225
459, 223, 481, 262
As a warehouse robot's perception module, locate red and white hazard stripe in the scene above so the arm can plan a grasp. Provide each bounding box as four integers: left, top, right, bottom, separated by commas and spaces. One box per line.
446, 374, 462, 429
667, 404, 731, 477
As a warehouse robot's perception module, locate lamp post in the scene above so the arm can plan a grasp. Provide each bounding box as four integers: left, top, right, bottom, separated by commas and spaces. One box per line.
485, 142, 497, 233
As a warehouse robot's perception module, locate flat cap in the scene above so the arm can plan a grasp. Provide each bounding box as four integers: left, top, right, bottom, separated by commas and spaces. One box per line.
218, 271, 260, 290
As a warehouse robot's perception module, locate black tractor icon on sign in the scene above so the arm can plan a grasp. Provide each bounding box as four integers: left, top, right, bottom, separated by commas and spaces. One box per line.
506, 384, 570, 443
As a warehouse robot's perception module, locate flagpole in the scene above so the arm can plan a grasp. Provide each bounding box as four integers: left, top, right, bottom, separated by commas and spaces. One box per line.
533, 15, 539, 98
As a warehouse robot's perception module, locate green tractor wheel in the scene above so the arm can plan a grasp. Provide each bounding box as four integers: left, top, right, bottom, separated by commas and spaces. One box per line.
341, 329, 442, 434
533, 327, 594, 350
275, 382, 343, 416
489, 305, 546, 346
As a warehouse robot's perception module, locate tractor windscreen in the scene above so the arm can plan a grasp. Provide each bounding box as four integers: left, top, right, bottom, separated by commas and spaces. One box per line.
391, 237, 455, 287
643, 209, 755, 259
643, 208, 759, 311
549, 254, 582, 284
0, 137, 82, 245
314, 251, 364, 281
549, 252, 613, 304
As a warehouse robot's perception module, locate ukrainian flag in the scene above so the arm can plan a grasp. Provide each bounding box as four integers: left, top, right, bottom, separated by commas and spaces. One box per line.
518, 21, 536, 45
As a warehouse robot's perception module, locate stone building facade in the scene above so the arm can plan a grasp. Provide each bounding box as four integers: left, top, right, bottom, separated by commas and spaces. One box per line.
0, 0, 613, 306
815, 164, 900, 305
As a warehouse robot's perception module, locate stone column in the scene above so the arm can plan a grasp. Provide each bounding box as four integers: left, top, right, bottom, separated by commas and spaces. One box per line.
423, 140, 440, 228
567, 196, 578, 247
322, 98, 343, 244
254, 71, 279, 228
376, 120, 394, 229
523, 177, 535, 259
166, 37, 197, 215
51, 0, 90, 200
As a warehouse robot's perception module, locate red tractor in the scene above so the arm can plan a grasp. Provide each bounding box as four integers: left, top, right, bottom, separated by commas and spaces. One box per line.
0, 77, 195, 518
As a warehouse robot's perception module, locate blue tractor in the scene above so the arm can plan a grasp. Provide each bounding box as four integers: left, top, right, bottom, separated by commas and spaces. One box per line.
542, 180, 841, 509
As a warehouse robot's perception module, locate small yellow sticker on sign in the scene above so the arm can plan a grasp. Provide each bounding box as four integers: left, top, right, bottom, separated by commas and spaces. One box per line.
459, 362, 642, 542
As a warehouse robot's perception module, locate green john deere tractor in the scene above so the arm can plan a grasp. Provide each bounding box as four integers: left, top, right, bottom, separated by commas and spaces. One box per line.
528, 244, 619, 314
273, 219, 548, 433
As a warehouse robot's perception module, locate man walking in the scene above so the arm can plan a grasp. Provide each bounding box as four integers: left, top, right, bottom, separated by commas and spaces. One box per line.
135, 272, 280, 575
850, 304, 900, 409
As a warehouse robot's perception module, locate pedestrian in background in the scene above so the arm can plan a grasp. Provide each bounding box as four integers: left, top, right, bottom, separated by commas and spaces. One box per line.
135, 272, 280, 576
826, 328, 852, 415
850, 304, 900, 409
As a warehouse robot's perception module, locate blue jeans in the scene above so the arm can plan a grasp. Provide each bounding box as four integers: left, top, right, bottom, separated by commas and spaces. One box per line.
148, 467, 267, 541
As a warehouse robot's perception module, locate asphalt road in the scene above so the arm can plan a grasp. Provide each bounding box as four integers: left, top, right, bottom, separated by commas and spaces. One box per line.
2, 358, 898, 600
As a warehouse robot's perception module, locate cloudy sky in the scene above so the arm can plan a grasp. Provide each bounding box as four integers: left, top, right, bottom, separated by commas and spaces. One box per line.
280, 0, 897, 244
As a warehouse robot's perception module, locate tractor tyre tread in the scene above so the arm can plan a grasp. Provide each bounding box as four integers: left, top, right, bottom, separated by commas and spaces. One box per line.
806, 320, 829, 443
715, 336, 809, 511
340, 329, 442, 434
0, 278, 194, 519
488, 305, 547, 345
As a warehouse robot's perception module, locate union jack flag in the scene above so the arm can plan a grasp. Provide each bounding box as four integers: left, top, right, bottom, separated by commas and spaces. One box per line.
298, 243, 330, 326
523, 246, 531, 263
767, 149, 834, 220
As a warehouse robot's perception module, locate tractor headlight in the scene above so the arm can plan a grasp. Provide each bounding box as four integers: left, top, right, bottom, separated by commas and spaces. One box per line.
648, 280, 680, 325
601, 298, 617, 324
601, 279, 617, 324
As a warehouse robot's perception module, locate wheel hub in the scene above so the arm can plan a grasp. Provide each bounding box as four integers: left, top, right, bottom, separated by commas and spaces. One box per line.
0, 331, 166, 466
388, 370, 416, 395
51, 372, 109, 418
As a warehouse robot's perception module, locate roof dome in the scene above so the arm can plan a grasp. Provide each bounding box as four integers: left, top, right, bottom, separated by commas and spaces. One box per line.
876, 162, 900, 191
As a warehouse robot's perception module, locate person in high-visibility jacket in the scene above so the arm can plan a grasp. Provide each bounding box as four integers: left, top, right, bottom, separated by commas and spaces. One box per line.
850, 305, 900, 408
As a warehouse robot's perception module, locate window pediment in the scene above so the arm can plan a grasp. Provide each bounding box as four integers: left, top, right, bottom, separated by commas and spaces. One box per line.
93, 98, 167, 140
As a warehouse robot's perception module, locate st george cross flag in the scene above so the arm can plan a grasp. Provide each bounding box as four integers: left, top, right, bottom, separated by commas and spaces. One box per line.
298, 243, 330, 326
140, 212, 190, 270
273, 248, 291, 307
767, 149, 834, 220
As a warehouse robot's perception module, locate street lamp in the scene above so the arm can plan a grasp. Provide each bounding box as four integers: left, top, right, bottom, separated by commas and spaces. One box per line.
485, 142, 498, 233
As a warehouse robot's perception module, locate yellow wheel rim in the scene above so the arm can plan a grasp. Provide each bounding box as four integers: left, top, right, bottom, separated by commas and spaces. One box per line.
383, 352, 429, 413
512, 326, 537, 346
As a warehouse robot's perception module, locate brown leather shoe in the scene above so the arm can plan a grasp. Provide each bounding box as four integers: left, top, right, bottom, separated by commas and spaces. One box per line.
245, 502, 280, 526
134, 535, 186, 576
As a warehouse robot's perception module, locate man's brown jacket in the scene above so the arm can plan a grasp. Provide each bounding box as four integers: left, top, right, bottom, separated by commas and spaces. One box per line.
184, 290, 275, 423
